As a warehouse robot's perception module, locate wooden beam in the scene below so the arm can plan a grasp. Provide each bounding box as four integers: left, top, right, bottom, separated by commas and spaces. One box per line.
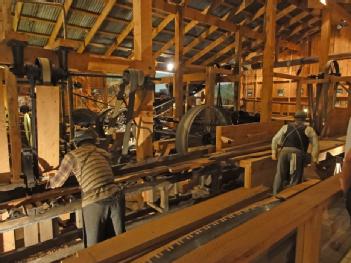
45, 0, 73, 49
77, 0, 116, 53
174, 6, 184, 120
183, 9, 233, 56
64, 186, 269, 263
261, 0, 277, 122
175, 175, 339, 263
133, 0, 153, 161
105, 21, 133, 56
153, 5, 211, 59
201, 43, 236, 66
319, 8, 332, 71
152, 14, 175, 38
0, 0, 11, 40
205, 67, 216, 107
36, 86, 60, 169
5, 68, 22, 183
234, 30, 242, 110
186, 33, 232, 65
295, 206, 324, 263
0, 69, 10, 176
12, 1, 23, 32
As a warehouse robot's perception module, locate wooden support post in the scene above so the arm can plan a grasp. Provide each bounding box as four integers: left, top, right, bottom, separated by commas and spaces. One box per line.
261, 0, 277, 122
5, 68, 22, 183
36, 86, 60, 170
0, 0, 12, 40
159, 183, 170, 212
234, 30, 242, 110
39, 219, 53, 242
296, 80, 302, 111
0, 69, 10, 177
348, 84, 351, 117
319, 8, 331, 72
133, 0, 154, 161
24, 223, 39, 247
174, 6, 184, 120
0, 231, 15, 252
317, 8, 332, 134
205, 67, 216, 107
295, 206, 324, 263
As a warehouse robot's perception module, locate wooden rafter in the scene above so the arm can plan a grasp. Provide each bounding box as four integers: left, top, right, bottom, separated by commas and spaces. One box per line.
153, 5, 211, 59
201, 42, 236, 66
105, 21, 134, 56
77, 0, 116, 54
13, 1, 23, 32
46, 0, 73, 49
186, 32, 233, 65
183, 8, 234, 56
152, 14, 175, 38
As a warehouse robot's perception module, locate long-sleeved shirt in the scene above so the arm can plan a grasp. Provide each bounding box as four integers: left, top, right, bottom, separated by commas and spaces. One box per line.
271, 124, 319, 162
50, 144, 119, 207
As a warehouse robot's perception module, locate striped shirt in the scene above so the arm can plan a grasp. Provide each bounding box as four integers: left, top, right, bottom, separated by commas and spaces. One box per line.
50, 144, 119, 207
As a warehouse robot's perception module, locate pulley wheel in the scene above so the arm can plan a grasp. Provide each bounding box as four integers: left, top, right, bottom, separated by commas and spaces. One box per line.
176, 105, 229, 155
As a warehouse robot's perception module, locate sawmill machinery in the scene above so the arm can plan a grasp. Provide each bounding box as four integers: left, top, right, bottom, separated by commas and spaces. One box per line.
8, 39, 70, 190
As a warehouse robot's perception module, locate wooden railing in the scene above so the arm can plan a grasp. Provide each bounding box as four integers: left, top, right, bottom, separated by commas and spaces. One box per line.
175, 175, 341, 263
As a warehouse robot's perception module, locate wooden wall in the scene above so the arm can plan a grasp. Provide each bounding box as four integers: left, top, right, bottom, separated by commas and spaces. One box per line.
243, 29, 351, 115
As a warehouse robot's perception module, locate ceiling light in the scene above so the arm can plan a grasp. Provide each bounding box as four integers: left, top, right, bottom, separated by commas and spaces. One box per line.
167, 62, 174, 71
320, 0, 327, 5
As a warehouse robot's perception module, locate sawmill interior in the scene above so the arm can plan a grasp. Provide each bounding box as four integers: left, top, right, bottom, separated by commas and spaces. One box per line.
1, 0, 351, 262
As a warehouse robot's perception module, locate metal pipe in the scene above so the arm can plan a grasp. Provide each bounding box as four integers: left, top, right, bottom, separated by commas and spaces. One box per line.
68, 71, 123, 79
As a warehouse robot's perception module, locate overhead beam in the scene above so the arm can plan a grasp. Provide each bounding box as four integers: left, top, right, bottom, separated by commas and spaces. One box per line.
261, 0, 277, 122
152, 14, 175, 38
186, 33, 232, 65
77, 0, 116, 53
12, 1, 23, 32
105, 22, 134, 56
45, 0, 73, 49
153, 5, 211, 59
201, 43, 236, 66
183, 9, 234, 56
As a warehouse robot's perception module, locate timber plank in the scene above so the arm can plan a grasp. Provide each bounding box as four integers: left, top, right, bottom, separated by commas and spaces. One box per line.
36, 86, 60, 169
64, 186, 270, 263
0, 69, 10, 175
175, 175, 340, 263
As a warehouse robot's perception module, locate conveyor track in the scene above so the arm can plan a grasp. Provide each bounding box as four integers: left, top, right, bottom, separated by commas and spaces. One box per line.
145, 199, 281, 262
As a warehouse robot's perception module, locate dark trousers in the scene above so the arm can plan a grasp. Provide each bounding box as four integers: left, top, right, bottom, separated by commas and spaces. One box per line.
82, 193, 125, 247
273, 147, 305, 195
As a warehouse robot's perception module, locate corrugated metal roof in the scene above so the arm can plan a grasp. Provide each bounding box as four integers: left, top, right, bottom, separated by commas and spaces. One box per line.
73, 0, 105, 13
18, 19, 53, 35
27, 36, 48, 47
99, 20, 125, 34
109, 6, 132, 21
67, 10, 97, 28
13, 0, 321, 66
21, 3, 61, 21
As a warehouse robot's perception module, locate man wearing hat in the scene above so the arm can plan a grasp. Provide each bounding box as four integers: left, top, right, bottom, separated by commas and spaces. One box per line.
271, 111, 319, 194
49, 128, 125, 247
